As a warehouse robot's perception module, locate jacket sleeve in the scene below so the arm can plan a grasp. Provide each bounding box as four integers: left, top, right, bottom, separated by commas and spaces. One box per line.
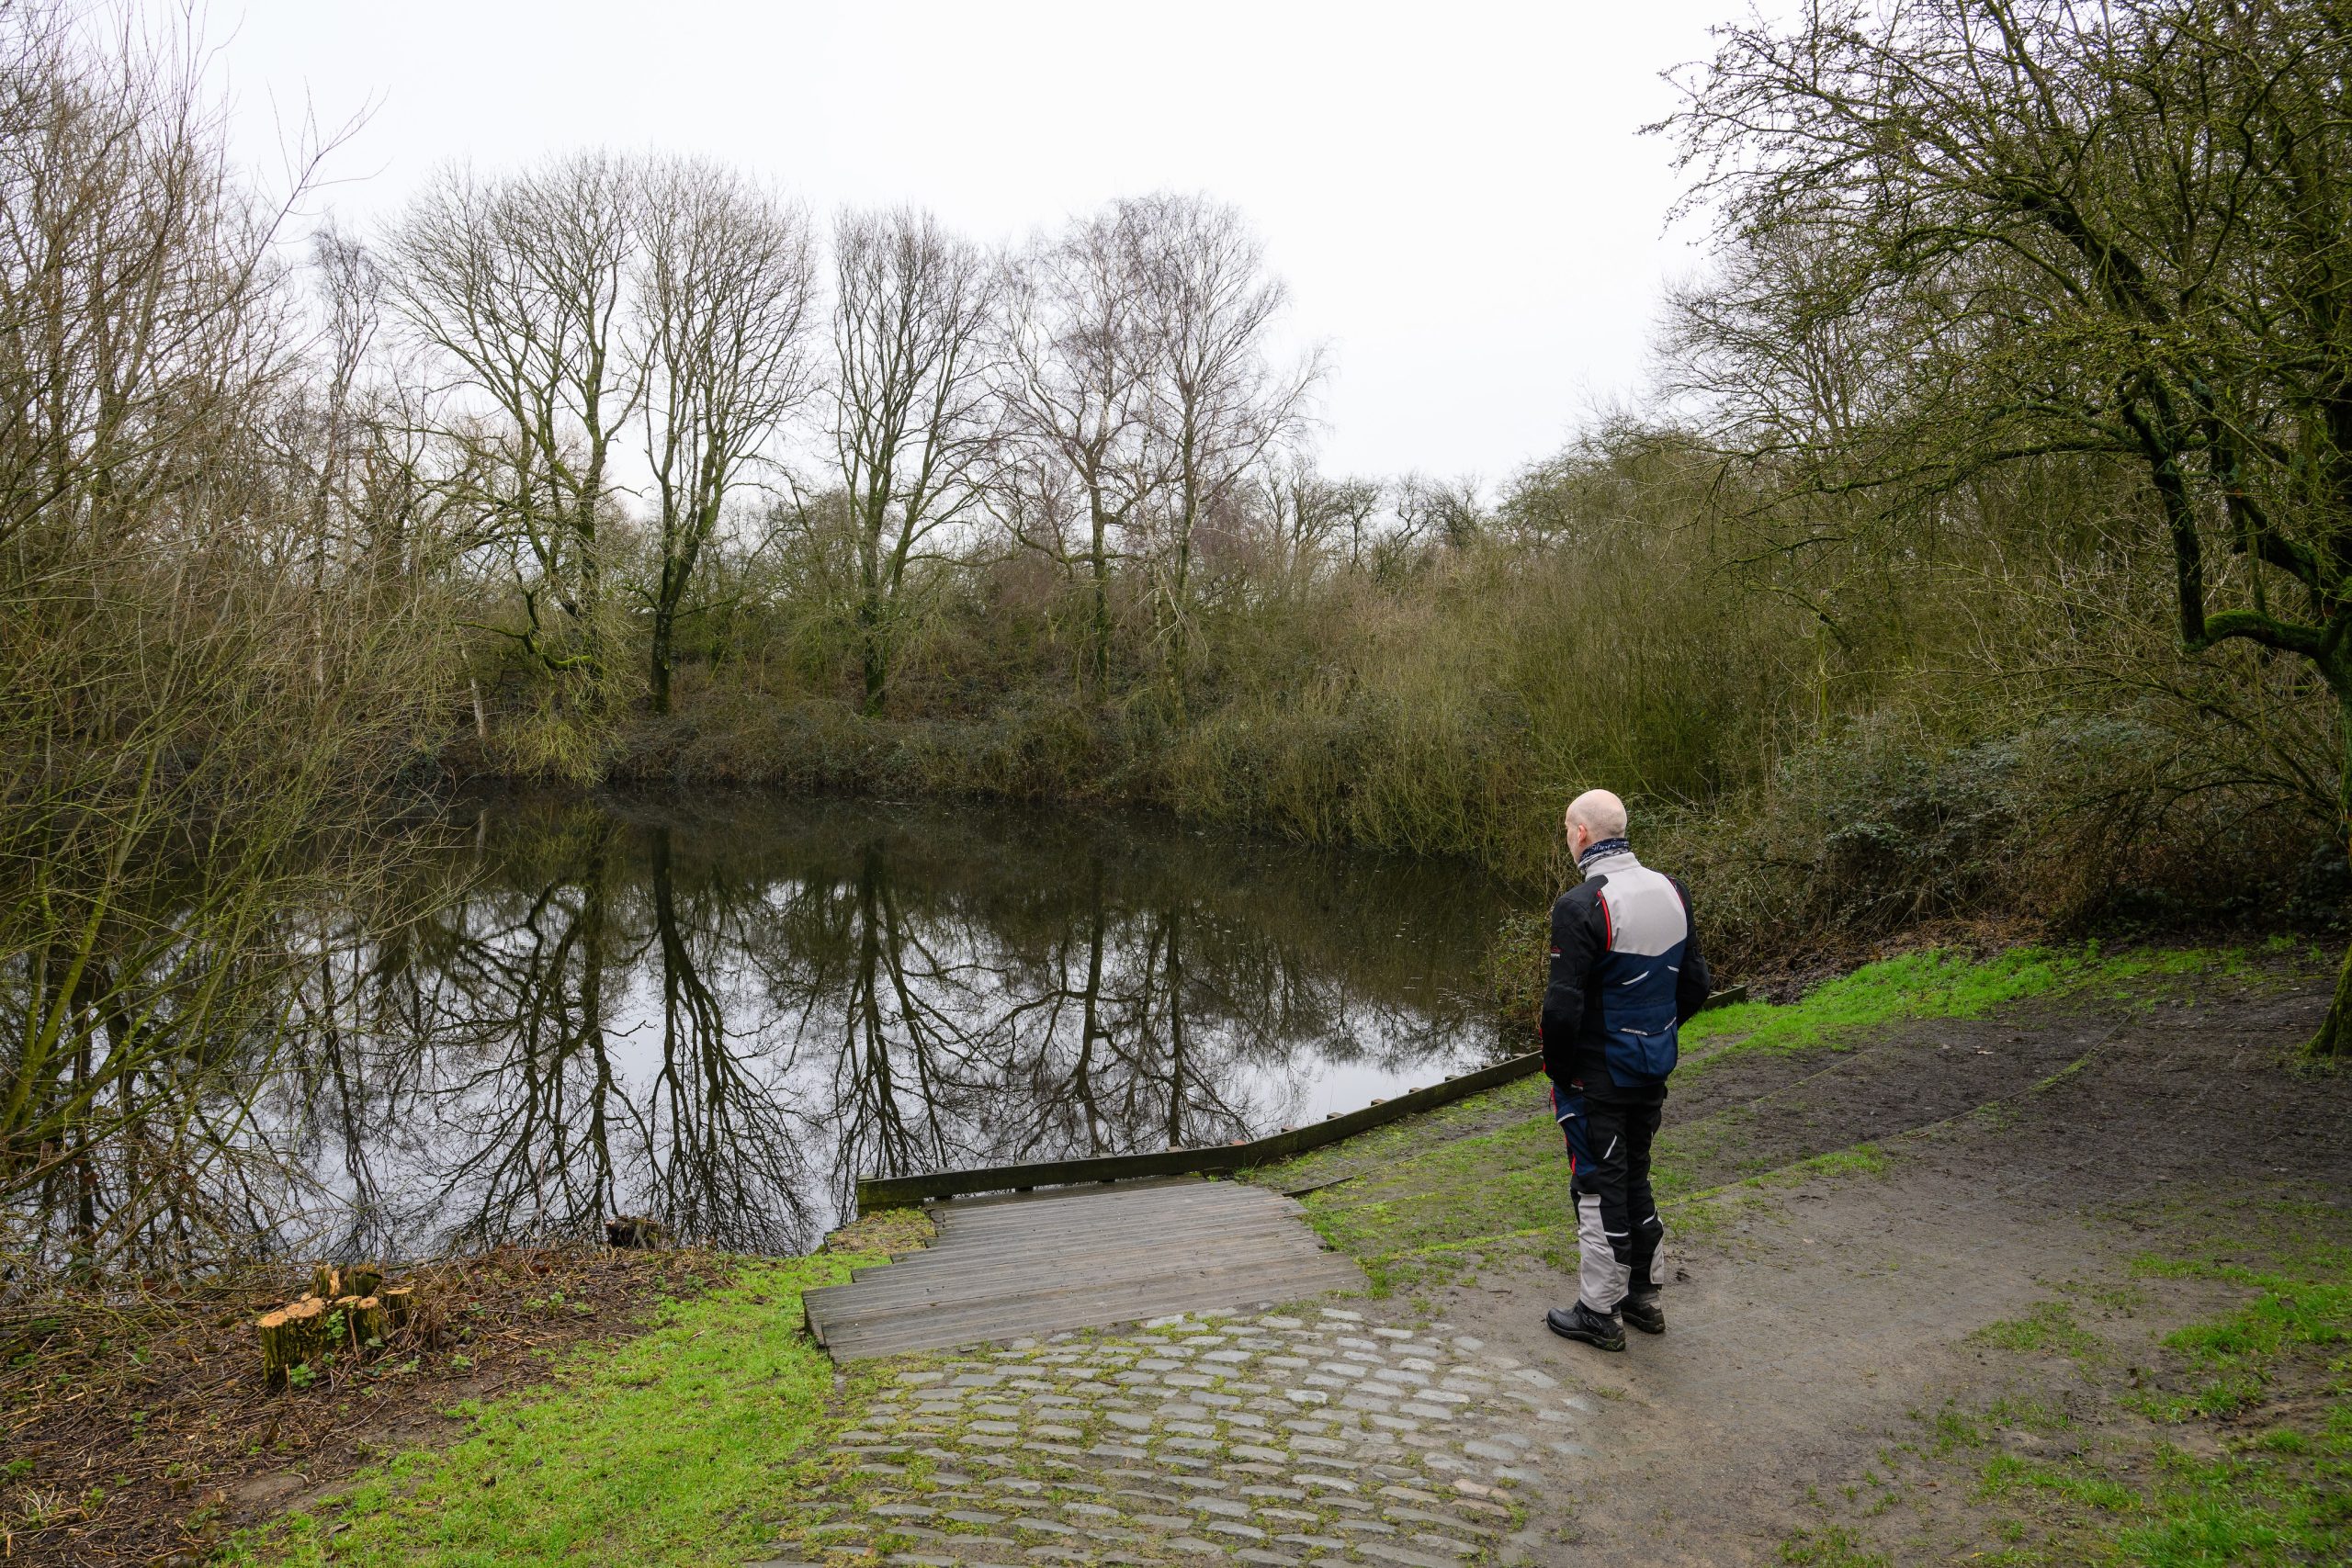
1540, 890, 1602, 1080
1672, 875, 1713, 1024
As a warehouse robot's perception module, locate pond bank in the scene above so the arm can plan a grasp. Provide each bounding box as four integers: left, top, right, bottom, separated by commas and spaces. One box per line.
2, 1247, 760, 1566
14, 942, 2343, 1567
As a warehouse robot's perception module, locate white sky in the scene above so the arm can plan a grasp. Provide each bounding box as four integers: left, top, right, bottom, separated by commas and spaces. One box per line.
214, 0, 1738, 488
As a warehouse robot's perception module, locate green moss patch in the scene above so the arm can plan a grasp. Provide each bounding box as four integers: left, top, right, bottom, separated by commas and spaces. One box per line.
1684, 943, 2246, 1058
225, 1255, 870, 1568
1955, 1201, 2350, 1565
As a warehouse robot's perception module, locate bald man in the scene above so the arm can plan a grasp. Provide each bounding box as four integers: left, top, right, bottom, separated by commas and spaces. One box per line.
1540, 789, 1711, 1351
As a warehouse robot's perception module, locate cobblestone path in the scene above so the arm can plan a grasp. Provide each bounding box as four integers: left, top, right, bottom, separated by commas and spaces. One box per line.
764, 1305, 1595, 1568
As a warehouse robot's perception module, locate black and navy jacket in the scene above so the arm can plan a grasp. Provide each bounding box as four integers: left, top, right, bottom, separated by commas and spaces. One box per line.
1539, 840, 1711, 1105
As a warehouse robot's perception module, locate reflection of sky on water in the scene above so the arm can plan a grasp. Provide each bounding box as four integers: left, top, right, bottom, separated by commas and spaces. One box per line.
296, 795, 1518, 1260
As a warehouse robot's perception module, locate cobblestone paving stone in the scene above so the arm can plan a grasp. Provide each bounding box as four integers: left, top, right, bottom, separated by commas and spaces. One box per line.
763, 1307, 1590, 1568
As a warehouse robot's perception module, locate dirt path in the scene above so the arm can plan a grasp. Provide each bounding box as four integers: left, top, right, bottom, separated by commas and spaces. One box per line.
1430, 971, 2352, 1563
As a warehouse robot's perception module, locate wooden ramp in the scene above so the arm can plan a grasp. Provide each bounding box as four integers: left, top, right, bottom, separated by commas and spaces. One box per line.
803, 1177, 1363, 1360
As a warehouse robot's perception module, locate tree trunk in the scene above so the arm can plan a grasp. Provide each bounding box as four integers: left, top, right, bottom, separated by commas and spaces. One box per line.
380, 1283, 416, 1329
2312, 708, 2352, 1057
860, 602, 888, 717
650, 596, 674, 715
345, 1295, 388, 1350
257, 1308, 298, 1390
1089, 497, 1111, 694
857, 512, 888, 716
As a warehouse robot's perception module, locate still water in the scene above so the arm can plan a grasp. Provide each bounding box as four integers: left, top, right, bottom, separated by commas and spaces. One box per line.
305, 794, 1519, 1260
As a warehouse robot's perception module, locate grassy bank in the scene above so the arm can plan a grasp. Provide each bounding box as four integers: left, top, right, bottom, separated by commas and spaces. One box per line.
222, 1254, 874, 1568
41, 940, 2330, 1566
0, 1247, 734, 1566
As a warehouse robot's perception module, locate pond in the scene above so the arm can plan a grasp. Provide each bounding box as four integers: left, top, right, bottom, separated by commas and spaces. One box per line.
299, 794, 1524, 1261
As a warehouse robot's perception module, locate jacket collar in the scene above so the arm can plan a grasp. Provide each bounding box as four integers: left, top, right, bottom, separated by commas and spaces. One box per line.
1577, 838, 1639, 878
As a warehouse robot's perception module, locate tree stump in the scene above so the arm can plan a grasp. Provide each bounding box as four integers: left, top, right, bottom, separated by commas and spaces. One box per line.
605, 1215, 671, 1249
310, 1263, 341, 1300
284, 1296, 326, 1360
381, 1284, 415, 1330
258, 1297, 329, 1389
257, 1308, 298, 1390
345, 1296, 388, 1351
344, 1264, 384, 1299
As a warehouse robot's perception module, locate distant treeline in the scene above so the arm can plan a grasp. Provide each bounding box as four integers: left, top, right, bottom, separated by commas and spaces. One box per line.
6, 0, 2350, 1278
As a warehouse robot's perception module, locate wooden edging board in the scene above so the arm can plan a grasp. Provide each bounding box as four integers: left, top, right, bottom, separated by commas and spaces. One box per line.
854, 985, 1749, 1213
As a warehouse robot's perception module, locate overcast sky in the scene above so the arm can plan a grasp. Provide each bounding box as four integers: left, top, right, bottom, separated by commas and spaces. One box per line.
214, 0, 1740, 487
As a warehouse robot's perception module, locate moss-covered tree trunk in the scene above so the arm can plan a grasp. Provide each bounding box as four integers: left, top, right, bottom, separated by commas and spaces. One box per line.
2312, 704, 2352, 1058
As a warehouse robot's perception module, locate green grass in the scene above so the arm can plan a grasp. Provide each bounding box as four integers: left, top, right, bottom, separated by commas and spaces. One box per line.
1962, 1205, 2352, 1566
224, 1255, 869, 1568
1681, 942, 2245, 1058
1777, 1523, 1893, 1565
1256, 942, 2244, 1296
2129, 1238, 2352, 1422
1974, 1300, 2104, 1359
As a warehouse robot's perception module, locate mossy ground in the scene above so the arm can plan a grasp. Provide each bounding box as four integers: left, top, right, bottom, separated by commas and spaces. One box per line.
1781, 1195, 2352, 1567
1251, 942, 2260, 1300
223, 1255, 878, 1568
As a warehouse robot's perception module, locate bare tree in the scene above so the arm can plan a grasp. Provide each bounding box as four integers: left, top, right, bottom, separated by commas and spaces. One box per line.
831, 208, 1001, 715
0, 1, 449, 1279
1123, 194, 1321, 706
1001, 206, 1166, 692
632, 159, 819, 713
1255, 457, 1380, 581
386, 152, 640, 686
1394, 472, 1486, 553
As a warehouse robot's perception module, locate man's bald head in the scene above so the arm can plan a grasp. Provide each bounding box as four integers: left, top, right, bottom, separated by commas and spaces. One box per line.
1566, 788, 1629, 842
1564, 789, 1629, 865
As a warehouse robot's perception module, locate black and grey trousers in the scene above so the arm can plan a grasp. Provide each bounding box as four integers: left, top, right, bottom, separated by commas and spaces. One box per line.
1552, 1084, 1667, 1313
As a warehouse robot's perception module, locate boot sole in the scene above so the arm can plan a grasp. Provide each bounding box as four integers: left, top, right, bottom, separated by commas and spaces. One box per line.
1623, 1315, 1666, 1335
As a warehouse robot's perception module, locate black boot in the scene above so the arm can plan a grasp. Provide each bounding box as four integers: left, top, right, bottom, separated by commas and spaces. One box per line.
1621, 1287, 1665, 1335
1544, 1300, 1625, 1352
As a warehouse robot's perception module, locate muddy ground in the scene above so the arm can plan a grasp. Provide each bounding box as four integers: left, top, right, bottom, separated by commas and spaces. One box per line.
1435, 966, 2352, 1564
1, 1246, 740, 1567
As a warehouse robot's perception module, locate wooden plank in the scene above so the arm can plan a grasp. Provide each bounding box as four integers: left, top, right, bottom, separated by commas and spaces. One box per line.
818, 1232, 1345, 1306
828, 1259, 1374, 1354
917, 1200, 1308, 1249
939, 1176, 1267, 1212
933, 1173, 1208, 1211
826, 1256, 1367, 1348
854, 985, 1749, 1211
803, 1172, 1368, 1359
818, 1258, 1367, 1359
932, 1189, 1289, 1233
900, 1215, 1315, 1261
812, 1217, 1333, 1297
822, 1244, 1330, 1298
812, 1259, 1340, 1333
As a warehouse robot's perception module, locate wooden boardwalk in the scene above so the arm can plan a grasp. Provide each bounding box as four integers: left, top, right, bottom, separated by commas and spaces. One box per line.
803, 1177, 1363, 1360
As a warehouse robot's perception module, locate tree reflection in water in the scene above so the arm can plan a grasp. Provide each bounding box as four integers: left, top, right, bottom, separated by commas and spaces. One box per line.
308, 795, 1512, 1259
